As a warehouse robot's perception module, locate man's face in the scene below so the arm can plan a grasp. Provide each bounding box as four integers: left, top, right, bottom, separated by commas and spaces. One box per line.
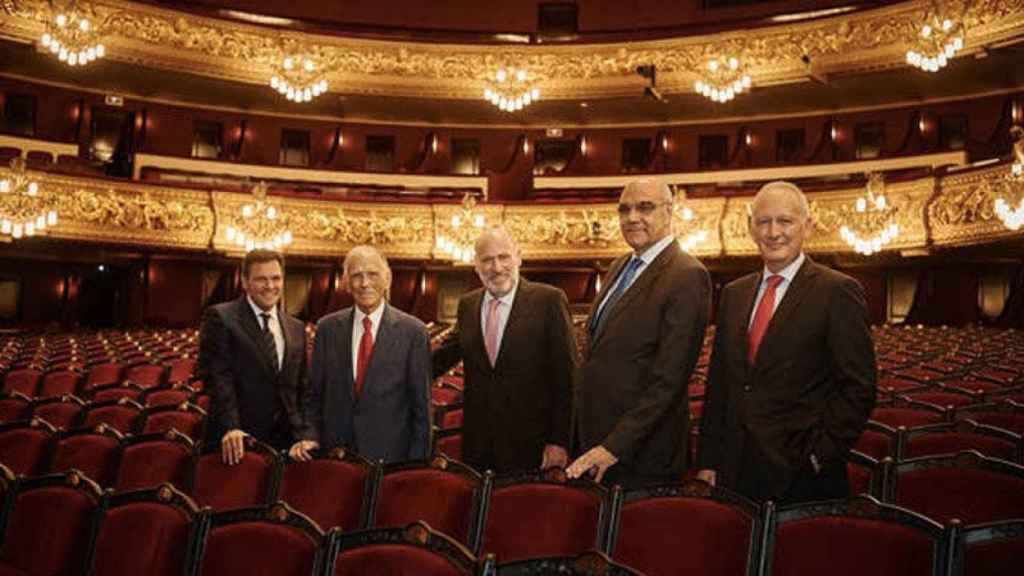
344, 254, 390, 313
749, 187, 809, 272
243, 259, 283, 311
618, 182, 673, 253
474, 234, 521, 297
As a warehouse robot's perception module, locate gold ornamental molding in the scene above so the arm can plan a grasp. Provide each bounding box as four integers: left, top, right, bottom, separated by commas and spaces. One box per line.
2, 0, 1023, 100
11, 160, 1023, 260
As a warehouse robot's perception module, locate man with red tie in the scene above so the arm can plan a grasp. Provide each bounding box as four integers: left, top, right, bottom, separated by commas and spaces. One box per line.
291, 245, 431, 464
697, 180, 877, 503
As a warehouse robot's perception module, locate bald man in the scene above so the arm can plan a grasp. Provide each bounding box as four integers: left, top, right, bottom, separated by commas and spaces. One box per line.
455, 227, 577, 473
568, 179, 711, 488
697, 181, 876, 504
292, 245, 431, 464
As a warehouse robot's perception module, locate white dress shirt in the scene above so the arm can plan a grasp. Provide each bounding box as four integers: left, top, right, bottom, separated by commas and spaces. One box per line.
480, 281, 518, 359
748, 252, 806, 329
352, 303, 385, 380
247, 297, 284, 367
593, 234, 676, 322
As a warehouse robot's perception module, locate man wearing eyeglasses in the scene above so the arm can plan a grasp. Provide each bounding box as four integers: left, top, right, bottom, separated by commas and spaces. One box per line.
568, 179, 711, 488
198, 249, 308, 465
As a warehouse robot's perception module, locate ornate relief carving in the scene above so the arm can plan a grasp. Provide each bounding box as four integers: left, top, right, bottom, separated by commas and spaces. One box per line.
504, 208, 620, 249
929, 177, 998, 227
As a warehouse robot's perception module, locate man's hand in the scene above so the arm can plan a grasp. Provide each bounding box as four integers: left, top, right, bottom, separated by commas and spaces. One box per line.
220, 429, 247, 466
541, 444, 569, 469
696, 469, 717, 486
288, 440, 320, 462
566, 445, 618, 483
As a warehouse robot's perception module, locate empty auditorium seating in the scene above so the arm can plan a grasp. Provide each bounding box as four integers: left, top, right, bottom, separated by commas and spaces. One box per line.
0, 417, 56, 475
30, 394, 86, 429
115, 430, 198, 493
952, 519, 1024, 576
38, 369, 83, 398
607, 479, 761, 576
82, 397, 144, 434
957, 400, 1024, 435
192, 436, 282, 511
332, 521, 487, 576
138, 402, 207, 440
899, 420, 1023, 462
123, 363, 167, 390
278, 447, 378, 532
496, 550, 642, 576
48, 425, 125, 487
0, 391, 30, 422
846, 449, 886, 498
2, 368, 41, 396
199, 503, 330, 576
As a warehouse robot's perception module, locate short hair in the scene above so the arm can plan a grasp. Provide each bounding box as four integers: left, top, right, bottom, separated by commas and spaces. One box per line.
242, 249, 284, 279
474, 226, 519, 258
342, 245, 390, 276
751, 180, 809, 220
622, 179, 673, 203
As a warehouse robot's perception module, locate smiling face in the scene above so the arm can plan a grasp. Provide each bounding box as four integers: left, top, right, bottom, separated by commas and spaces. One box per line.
748, 182, 810, 273
242, 258, 284, 312
617, 180, 673, 253
343, 248, 391, 314
474, 228, 521, 298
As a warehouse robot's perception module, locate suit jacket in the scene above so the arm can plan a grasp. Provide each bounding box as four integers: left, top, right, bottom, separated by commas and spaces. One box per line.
300, 304, 431, 464
197, 296, 307, 450
577, 242, 711, 482
697, 257, 877, 500
456, 279, 577, 473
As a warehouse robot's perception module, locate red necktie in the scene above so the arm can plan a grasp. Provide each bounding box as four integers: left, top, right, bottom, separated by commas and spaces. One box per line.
355, 316, 374, 397
747, 275, 784, 365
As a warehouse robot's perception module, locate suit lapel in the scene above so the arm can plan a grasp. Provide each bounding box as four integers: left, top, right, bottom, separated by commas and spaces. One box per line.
363, 305, 399, 394
756, 258, 819, 365
592, 243, 677, 348
466, 290, 492, 372
494, 280, 531, 369
736, 273, 762, 365
336, 309, 355, 400
235, 297, 276, 378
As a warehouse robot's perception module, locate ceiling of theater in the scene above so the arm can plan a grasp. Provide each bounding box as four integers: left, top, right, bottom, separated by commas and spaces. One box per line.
0, 0, 1022, 126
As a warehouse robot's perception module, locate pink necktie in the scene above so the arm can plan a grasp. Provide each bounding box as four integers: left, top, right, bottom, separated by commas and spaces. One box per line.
748, 275, 784, 365
484, 298, 500, 366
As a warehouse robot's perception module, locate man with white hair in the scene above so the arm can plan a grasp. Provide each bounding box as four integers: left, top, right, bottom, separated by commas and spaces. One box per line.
697, 180, 877, 503
292, 245, 431, 464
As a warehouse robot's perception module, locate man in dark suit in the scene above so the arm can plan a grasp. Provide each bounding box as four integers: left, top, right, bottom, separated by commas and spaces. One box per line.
198, 249, 307, 464
291, 245, 431, 464
697, 180, 877, 504
456, 227, 576, 474
568, 180, 711, 488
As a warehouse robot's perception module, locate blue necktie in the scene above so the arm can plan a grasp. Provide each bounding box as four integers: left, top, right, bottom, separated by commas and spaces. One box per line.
590, 256, 642, 336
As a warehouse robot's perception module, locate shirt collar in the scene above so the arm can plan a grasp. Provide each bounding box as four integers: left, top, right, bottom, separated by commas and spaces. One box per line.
762, 252, 805, 285
354, 302, 386, 328
483, 279, 519, 308
246, 296, 278, 322
634, 234, 676, 265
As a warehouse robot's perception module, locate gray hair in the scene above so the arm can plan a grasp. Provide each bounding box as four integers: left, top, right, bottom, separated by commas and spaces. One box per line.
342, 245, 390, 275
751, 180, 809, 220
474, 226, 519, 257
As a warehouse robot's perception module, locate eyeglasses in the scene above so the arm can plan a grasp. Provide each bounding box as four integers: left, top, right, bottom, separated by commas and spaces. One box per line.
617, 201, 669, 216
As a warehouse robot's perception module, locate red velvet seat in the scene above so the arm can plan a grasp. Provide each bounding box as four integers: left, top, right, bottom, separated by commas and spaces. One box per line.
143, 386, 193, 408
192, 436, 282, 511
431, 384, 462, 406
481, 470, 609, 563
199, 503, 328, 576
853, 421, 897, 460
278, 448, 377, 532
0, 471, 106, 576
123, 363, 167, 389
91, 384, 145, 403
38, 370, 83, 398
954, 519, 1024, 576
82, 397, 144, 434
333, 521, 485, 576
0, 392, 30, 423
139, 402, 207, 440
846, 449, 885, 498
85, 362, 124, 390
92, 484, 209, 576
115, 430, 198, 492
765, 495, 945, 576
167, 357, 197, 384
30, 394, 86, 429
956, 400, 1024, 435
899, 420, 1022, 462
496, 550, 641, 575
373, 455, 488, 550
0, 418, 56, 475
438, 407, 464, 430
889, 451, 1024, 525
871, 406, 945, 429
608, 479, 760, 576
2, 368, 41, 396
48, 425, 125, 487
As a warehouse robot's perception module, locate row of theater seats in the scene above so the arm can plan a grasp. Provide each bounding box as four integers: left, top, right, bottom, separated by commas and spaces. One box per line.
0, 462, 1019, 576
0, 146, 104, 176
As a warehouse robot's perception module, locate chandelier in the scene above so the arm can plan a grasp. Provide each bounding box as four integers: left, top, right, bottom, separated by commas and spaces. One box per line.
995, 129, 1024, 230
483, 68, 541, 112
839, 173, 900, 255
39, 2, 106, 67
694, 57, 752, 103
673, 190, 709, 252
0, 158, 58, 240
905, 12, 964, 73
435, 193, 486, 263
225, 182, 294, 252
270, 55, 329, 103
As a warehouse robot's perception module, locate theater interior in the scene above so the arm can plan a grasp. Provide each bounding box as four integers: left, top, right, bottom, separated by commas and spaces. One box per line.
0, 0, 1023, 574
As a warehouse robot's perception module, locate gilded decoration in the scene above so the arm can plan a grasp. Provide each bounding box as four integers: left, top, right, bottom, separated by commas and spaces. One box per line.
502, 206, 621, 259
928, 164, 1024, 245
2, 0, 1023, 99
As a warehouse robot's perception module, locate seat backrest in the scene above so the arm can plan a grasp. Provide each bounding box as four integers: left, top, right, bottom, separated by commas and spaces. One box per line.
332, 521, 481, 576
482, 470, 609, 563
115, 430, 198, 493
2, 368, 42, 396
278, 448, 377, 532
900, 420, 1022, 462
92, 484, 209, 576
199, 503, 326, 576
495, 550, 641, 576
48, 425, 125, 487
139, 402, 207, 440
765, 495, 946, 576
86, 363, 124, 390
890, 451, 1024, 524
0, 418, 56, 475
30, 394, 86, 430
192, 437, 282, 512
0, 392, 30, 423
434, 428, 462, 462
871, 406, 945, 429
954, 520, 1024, 576
38, 370, 83, 398
373, 455, 488, 550
82, 397, 144, 434
143, 387, 193, 408
167, 357, 197, 384
123, 363, 167, 389
0, 471, 106, 576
